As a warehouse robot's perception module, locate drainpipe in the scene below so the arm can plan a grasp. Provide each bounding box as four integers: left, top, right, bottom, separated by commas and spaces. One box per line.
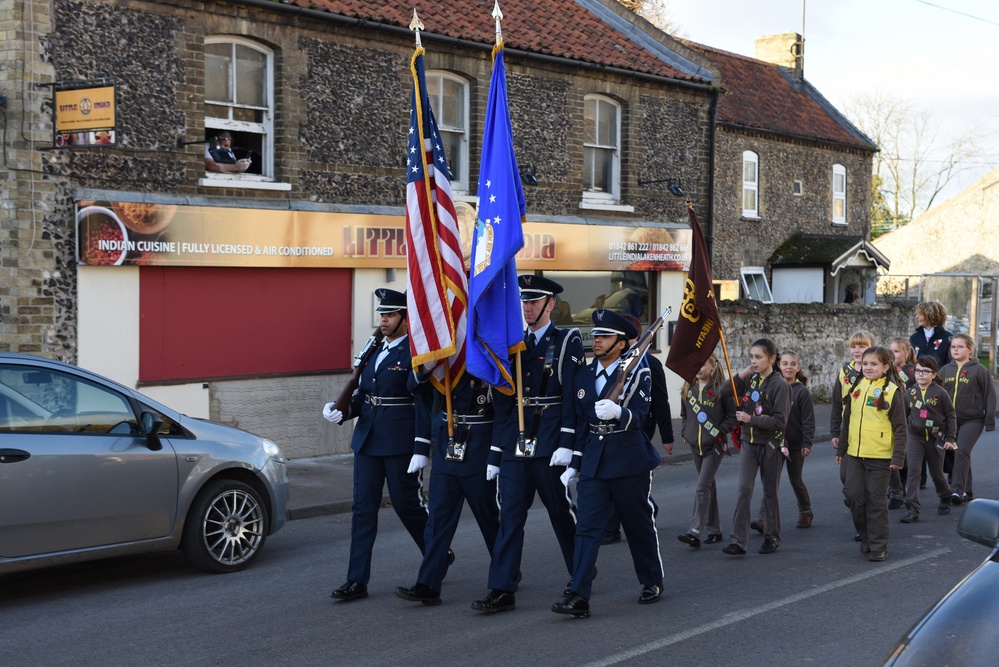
705, 87, 719, 264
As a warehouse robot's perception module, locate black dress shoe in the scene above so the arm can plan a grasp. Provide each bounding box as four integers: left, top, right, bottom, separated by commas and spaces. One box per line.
704, 533, 724, 544
749, 520, 764, 534
471, 590, 515, 613
721, 543, 746, 556
758, 538, 779, 555
639, 584, 663, 604
853, 533, 864, 542
900, 511, 919, 524
330, 581, 368, 601
677, 532, 701, 549
394, 583, 441, 605
564, 565, 598, 596
444, 548, 455, 577
551, 594, 590, 617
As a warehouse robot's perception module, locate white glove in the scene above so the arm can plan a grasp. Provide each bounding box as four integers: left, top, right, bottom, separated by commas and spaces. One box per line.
323, 402, 343, 424
549, 447, 573, 467
560, 467, 578, 488
486, 464, 500, 481
594, 399, 622, 421
407, 454, 429, 474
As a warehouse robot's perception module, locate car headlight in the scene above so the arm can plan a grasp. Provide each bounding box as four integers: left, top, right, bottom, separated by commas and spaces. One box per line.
262, 439, 286, 463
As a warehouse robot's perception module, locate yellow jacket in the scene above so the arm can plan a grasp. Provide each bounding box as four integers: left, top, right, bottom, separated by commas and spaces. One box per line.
837, 378, 908, 466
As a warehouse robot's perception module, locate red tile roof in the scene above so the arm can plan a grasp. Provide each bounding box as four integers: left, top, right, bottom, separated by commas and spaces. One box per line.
687, 42, 874, 150
283, 0, 706, 82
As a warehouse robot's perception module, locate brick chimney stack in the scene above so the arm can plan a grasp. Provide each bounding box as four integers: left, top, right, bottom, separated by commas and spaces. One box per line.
754, 32, 804, 81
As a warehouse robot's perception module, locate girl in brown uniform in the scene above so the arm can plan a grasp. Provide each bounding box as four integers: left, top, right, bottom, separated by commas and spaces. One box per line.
836, 347, 908, 562
721, 339, 790, 557
677, 354, 737, 549
888, 337, 918, 508
938, 334, 997, 504
900, 356, 956, 523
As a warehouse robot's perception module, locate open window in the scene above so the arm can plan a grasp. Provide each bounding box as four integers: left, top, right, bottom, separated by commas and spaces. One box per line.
740, 266, 773, 303
204, 37, 274, 182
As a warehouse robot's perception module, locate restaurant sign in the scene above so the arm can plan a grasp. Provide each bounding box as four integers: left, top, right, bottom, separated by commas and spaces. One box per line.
54, 84, 116, 148
76, 200, 692, 271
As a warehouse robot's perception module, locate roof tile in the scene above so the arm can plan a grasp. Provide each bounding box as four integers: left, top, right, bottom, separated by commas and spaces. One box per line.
688, 42, 874, 149
286, 0, 705, 81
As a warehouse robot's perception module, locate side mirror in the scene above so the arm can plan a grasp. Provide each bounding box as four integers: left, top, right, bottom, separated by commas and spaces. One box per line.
957, 499, 999, 548
140, 411, 164, 451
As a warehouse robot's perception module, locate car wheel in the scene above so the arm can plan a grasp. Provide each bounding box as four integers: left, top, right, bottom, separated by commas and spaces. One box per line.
183, 479, 269, 573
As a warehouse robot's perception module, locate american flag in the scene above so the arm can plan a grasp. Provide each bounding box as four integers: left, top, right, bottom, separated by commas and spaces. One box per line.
405, 47, 468, 392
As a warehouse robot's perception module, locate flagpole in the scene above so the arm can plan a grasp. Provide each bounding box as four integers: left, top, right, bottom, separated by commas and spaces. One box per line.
444, 359, 455, 438
717, 325, 740, 404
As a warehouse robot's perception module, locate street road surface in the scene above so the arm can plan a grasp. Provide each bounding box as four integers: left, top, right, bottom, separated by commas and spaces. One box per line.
3, 429, 998, 666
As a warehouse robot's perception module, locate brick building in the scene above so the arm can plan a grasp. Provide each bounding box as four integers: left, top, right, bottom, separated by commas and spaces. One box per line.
1, 0, 720, 456
687, 34, 883, 304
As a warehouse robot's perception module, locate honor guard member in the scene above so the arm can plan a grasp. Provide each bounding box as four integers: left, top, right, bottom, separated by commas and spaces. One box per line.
552, 309, 663, 618
323, 288, 430, 602
395, 374, 500, 605
472, 275, 584, 613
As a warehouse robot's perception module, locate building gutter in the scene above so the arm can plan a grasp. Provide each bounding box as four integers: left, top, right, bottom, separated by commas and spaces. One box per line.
226, 0, 716, 94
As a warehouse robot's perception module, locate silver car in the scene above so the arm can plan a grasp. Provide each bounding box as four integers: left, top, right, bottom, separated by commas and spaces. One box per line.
0, 353, 289, 575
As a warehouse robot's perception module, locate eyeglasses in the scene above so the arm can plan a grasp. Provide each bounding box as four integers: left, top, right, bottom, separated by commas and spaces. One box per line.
913, 369, 933, 375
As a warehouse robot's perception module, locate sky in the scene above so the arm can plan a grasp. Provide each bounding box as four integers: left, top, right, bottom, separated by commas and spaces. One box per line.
664, 0, 999, 209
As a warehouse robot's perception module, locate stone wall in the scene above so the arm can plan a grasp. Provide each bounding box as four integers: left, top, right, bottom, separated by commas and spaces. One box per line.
711, 129, 874, 283
718, 300, 912, 402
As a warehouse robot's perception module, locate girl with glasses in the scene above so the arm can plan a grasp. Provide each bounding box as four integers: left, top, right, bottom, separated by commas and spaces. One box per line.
899, 356, 956, 524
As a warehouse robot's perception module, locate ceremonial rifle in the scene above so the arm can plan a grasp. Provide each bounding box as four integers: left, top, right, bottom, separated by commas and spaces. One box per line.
331, 327, 384, 417
604, 306, 673, 403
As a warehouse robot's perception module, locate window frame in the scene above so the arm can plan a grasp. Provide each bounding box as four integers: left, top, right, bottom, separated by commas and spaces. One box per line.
741, 150, 759, 218
424, 71, 470, 194
582, 94, 622, 204
832, 163, 847, 224
740, 266, 774, 304
203, 36, 275, 182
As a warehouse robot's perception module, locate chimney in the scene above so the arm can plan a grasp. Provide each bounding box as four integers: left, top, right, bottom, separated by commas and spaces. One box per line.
754, 32, 804, 81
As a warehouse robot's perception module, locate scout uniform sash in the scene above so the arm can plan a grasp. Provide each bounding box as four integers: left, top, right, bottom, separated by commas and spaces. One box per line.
686, 391, 720, 438
741, 373, 785, 450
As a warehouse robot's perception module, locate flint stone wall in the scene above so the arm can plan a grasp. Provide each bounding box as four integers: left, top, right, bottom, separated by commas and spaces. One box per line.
717, 301, 912, 402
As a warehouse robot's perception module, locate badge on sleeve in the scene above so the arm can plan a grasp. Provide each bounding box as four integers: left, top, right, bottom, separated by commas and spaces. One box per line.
577, 389, 585, 399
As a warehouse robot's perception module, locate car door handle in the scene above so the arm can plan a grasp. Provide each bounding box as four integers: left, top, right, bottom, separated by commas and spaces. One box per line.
0, 449, 31, 463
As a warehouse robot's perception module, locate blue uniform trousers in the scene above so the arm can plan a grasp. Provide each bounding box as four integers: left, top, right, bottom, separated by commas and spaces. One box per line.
487, 456, 576, 591
418, 468, 500, 591
570, 471, 662, 601
347, 451, 427, 584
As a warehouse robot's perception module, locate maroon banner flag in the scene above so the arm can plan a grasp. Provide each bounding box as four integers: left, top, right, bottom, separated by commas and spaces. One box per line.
665, 204, 721, 383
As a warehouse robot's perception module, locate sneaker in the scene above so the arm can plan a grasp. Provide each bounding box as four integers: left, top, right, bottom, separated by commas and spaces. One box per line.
721, 543, 746, 556
704, 533, 724, 544
951, 493, 964, 505
900, 511, 919, 524
888, 498, 905, 510
758, 538, 779, 555
677, 532, 701, 549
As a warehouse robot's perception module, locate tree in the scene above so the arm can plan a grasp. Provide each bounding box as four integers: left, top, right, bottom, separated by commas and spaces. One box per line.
617, 0, 682, 34
844, 90, 982, 237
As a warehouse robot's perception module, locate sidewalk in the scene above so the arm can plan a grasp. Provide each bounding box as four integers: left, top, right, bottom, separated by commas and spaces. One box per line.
285, 402, 835, 520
